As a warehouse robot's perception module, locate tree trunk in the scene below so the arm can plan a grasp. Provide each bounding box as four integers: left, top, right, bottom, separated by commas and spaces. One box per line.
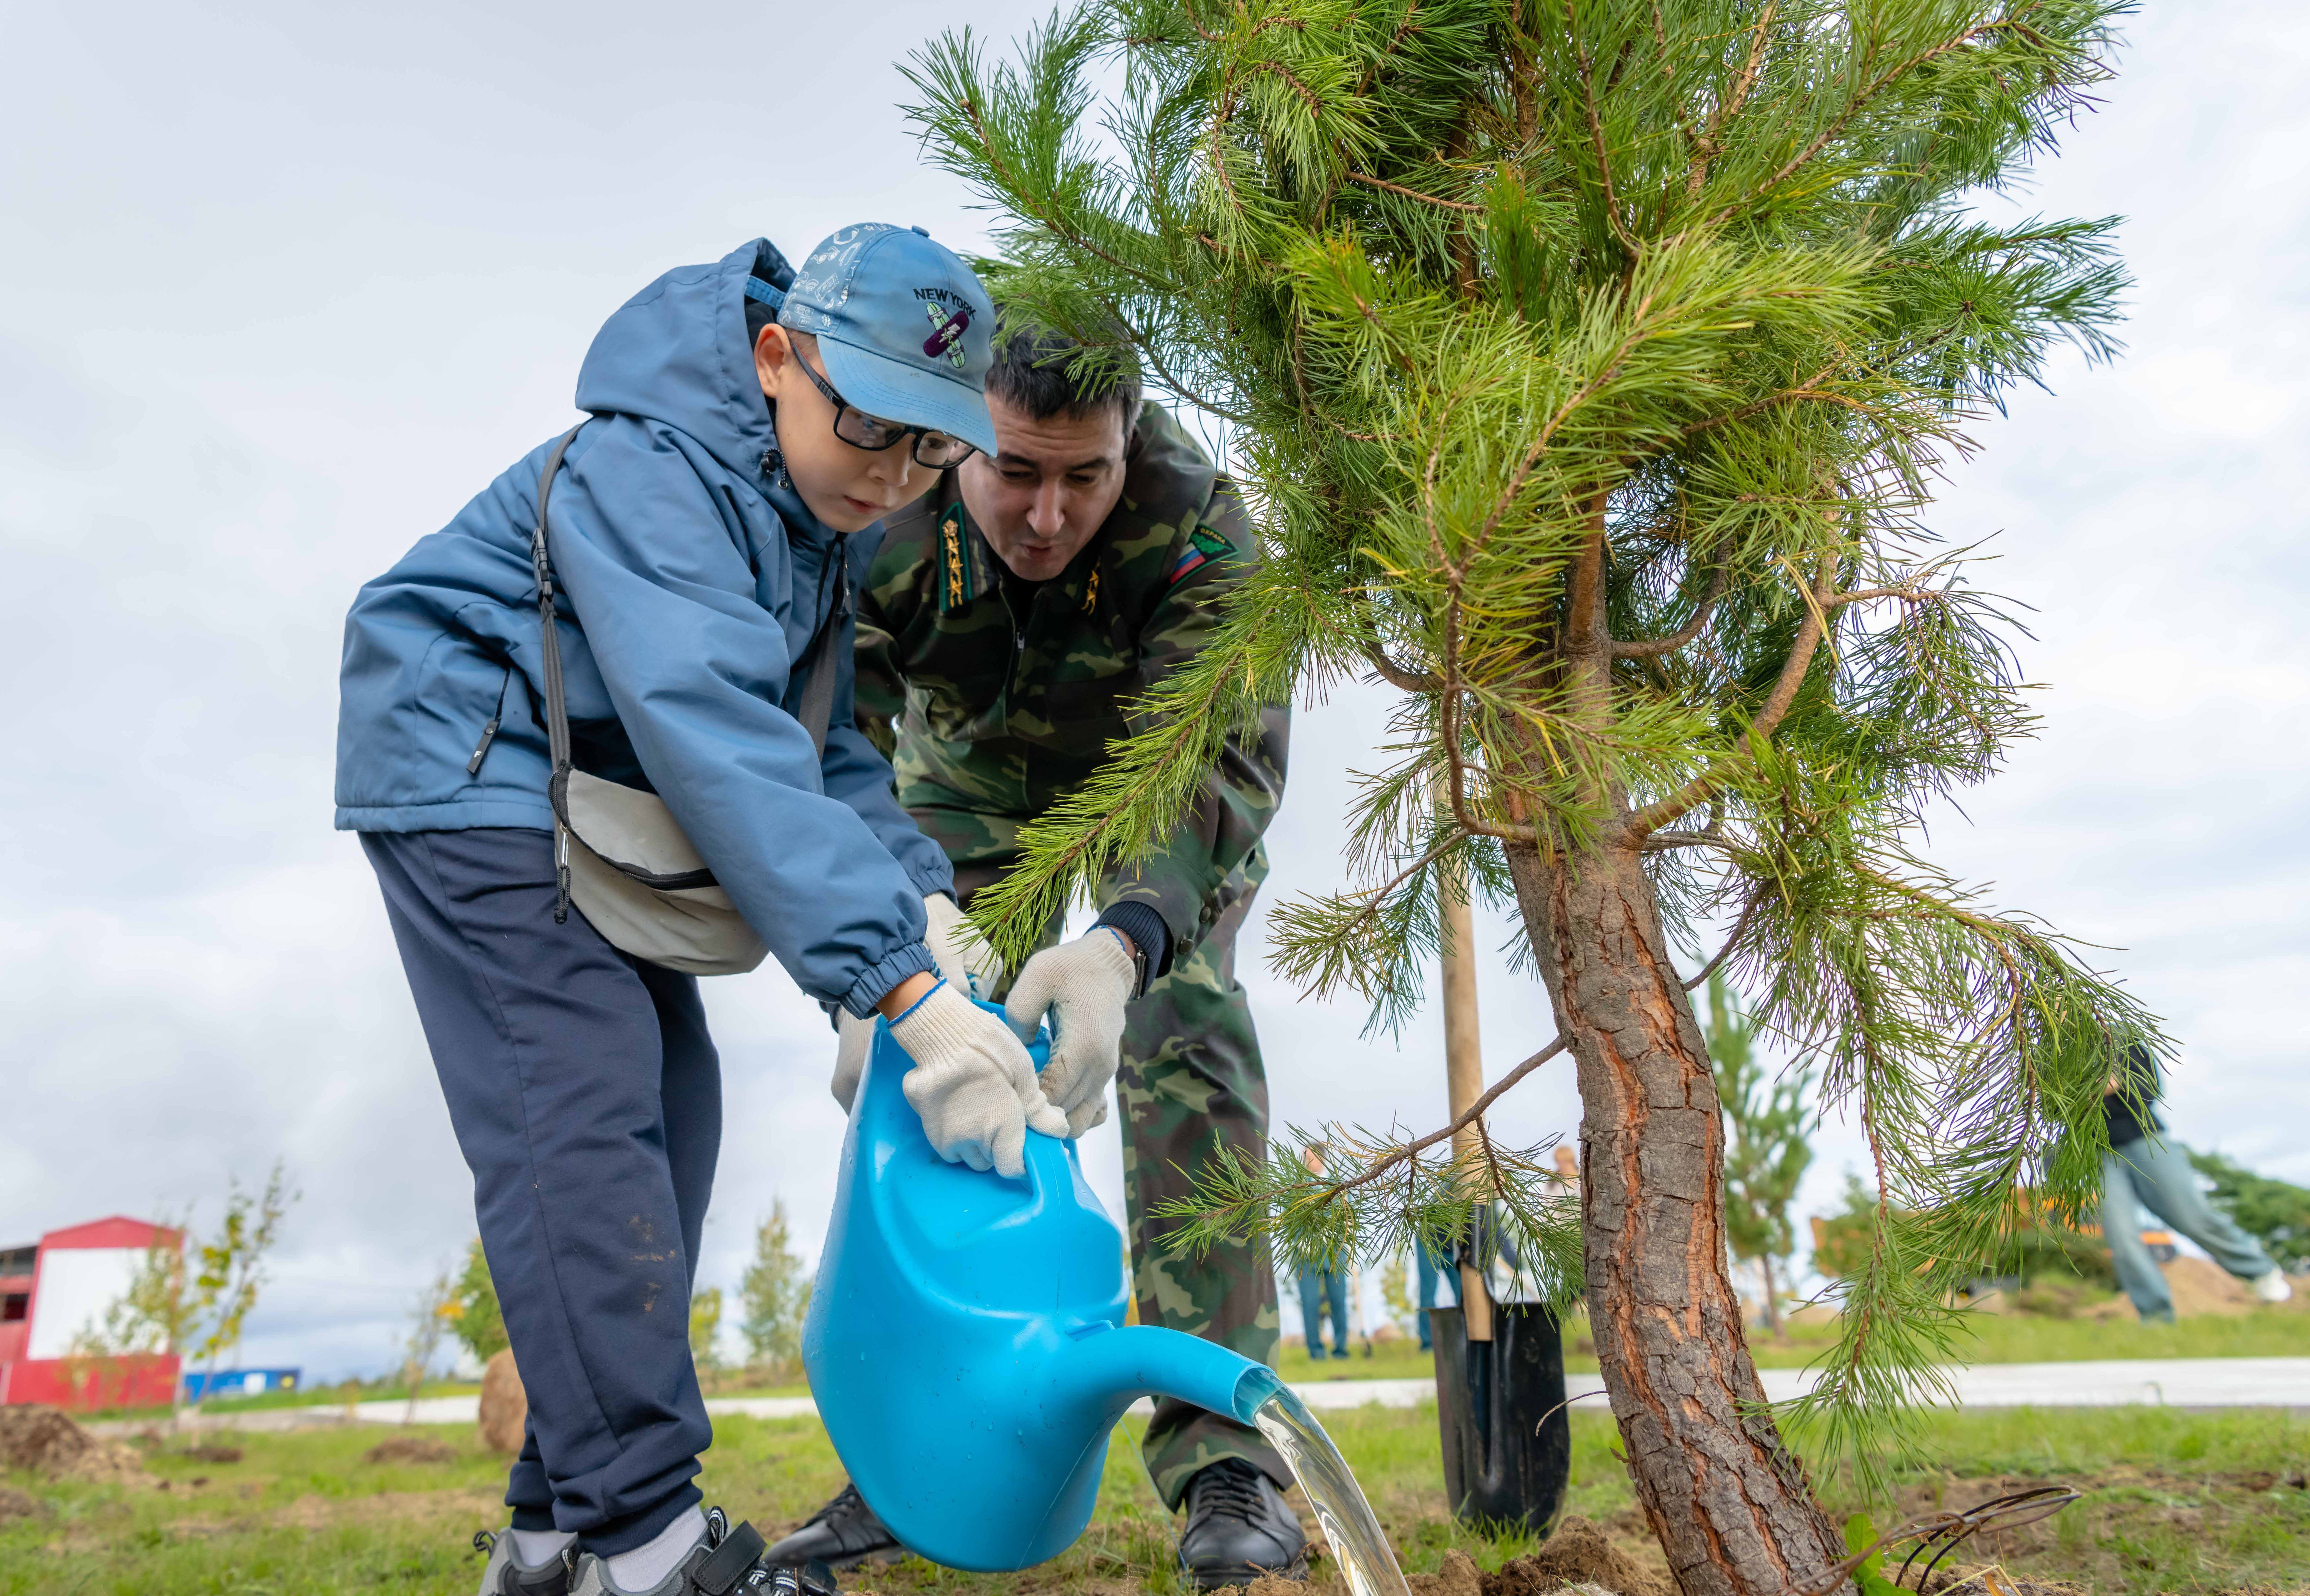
1503, 838, 1847, 1596
1760, 1253, 1784, 1339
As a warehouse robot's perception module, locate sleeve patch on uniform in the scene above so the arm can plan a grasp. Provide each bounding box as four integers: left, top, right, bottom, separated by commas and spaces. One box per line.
1168, 525, 1236, 585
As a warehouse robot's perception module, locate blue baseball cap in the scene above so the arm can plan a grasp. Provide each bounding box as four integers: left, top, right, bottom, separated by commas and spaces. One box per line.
764, 223, 997, 457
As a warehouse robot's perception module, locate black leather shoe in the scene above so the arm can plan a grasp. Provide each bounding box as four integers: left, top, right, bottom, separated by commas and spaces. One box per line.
761, 1481, 905, 1570
1177, 1458, 1308, 1589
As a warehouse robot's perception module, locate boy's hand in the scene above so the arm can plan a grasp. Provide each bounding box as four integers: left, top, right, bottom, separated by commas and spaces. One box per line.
1004, 930, 1135, 1137
888, 980, 1068, 1177
922, 892, 1004, 1001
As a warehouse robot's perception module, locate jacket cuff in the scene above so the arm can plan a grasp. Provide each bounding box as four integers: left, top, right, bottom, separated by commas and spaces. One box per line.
839, 940, 939, 1020
904, 854, 956, 900
1094, 901, 1173, 992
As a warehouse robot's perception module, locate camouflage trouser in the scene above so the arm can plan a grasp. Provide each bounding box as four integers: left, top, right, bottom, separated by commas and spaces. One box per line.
928, 819, 1286, 1509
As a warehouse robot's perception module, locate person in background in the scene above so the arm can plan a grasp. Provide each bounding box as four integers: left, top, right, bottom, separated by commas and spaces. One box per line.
1414, 1239, 1445, 1353
2099, 1042, 2292, 1321
1295, 1267, 1351, 1359
1293, 1146, 1350, 1359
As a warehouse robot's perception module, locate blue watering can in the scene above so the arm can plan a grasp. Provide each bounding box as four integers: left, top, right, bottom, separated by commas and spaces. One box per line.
802, 1002, 1281, 1571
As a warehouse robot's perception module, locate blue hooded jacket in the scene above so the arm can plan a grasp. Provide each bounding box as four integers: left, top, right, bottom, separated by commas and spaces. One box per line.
336, 239, 948, 1016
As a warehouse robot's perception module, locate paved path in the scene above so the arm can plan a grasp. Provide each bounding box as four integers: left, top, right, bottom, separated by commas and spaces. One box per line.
91, 1358, 2310, 1435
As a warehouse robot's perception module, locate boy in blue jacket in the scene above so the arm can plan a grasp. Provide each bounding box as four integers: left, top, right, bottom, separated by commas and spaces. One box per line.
338, 228, 1069, 1596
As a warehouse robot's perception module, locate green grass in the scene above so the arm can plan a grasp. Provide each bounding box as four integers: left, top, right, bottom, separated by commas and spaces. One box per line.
1678, 1307, 2310, 1372
1275, 1303, 2310, 1383
9, 1402, 2308, 1594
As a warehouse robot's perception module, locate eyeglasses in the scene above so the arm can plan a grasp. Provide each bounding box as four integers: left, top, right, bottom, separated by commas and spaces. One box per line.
790, 342, 978, 470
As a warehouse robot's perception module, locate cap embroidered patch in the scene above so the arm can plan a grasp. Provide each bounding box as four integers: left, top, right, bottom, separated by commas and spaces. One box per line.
1168, 525, 1236, 584
923, 301, 972, 367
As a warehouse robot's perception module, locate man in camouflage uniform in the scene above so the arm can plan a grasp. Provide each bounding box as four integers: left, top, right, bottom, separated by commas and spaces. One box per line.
764, 332, 1298, 1588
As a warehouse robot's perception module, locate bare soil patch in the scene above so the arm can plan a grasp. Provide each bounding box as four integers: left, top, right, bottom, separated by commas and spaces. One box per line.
364, 1434, 460, 1465
1486, 1516, 1669, 1596
0, 1404, 150, 1487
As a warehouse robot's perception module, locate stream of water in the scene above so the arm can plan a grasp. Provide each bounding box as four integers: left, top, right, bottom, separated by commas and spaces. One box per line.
1252, 1387, 1413, 1596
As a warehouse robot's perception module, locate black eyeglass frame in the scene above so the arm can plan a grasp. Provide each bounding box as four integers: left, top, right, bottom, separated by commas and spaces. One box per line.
788, 340, 978, 470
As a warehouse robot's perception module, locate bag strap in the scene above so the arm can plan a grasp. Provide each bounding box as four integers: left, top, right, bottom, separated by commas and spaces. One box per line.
531, 424, 588, 925
530, 424, 852, 922
793, 537, 848, 759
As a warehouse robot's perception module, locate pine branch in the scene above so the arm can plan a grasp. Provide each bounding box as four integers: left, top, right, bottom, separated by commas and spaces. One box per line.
1618, 547, 1839, 844
1344, 170, 1483, 212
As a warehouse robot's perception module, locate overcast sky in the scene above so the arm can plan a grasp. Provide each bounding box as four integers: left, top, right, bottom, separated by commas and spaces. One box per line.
3, 2, 2304, 1381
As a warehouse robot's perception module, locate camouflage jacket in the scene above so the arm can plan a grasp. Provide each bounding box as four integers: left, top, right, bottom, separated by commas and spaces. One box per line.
854, 403, 1289, 965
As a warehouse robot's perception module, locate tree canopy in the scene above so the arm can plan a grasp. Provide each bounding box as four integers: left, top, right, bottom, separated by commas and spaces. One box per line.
909, 0, 2147, 1510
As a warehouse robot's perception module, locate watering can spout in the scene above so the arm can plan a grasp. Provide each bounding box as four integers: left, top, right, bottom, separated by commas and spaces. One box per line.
1047, 1324, 1282, 1430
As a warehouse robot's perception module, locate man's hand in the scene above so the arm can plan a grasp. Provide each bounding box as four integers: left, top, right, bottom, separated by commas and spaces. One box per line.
922, 892, 1004, 1001
1004, 929, 1136, 1137
889, 979, 1068, 1177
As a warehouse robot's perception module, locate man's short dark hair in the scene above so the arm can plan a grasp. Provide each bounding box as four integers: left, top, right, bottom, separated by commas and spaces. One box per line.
986, 322, 1142, 434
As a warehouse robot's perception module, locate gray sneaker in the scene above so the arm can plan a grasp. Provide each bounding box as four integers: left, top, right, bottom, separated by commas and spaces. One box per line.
569, 1508, 838, 1596
472, 1528, 574, 1596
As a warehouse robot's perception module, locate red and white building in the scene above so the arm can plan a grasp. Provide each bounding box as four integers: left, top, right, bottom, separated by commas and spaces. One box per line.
0, 1216, 182, 1409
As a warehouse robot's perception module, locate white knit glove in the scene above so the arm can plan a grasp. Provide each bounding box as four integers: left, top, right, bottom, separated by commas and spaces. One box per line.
923, 892, 1004, 1001
891, 980, 1068, 1177
1004, 929, 1136, 1137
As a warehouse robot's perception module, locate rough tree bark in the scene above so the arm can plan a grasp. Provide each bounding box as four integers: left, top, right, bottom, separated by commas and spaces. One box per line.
1506, 840, 1845, 1596
1488, 517, 1848, 1596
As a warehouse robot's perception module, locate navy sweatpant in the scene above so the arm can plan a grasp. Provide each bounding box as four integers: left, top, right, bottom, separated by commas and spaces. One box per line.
364, 827, 718, 1553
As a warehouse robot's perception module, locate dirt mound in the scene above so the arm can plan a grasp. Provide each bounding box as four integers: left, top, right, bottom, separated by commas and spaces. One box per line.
1487, 1516, 1670, 1596
1930, 1574, 2084, 1596
0, 1405, 150, 1486
179, 1443, 242, 1464
1410, 1549, 1484, 1596
479, 1348, 528, 1454
2162, 1255, 2261, 1317
0, 1486, 46, 1522
2077, 1255, 2297, 1320
364, 1434, 459, 1465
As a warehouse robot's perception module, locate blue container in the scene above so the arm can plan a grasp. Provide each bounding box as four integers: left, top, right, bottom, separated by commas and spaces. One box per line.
802, 1004, 1280, 1571
182, 1368, 300, 1401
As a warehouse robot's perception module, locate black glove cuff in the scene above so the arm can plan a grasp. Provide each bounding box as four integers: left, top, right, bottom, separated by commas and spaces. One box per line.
1093, 901, 1172, 995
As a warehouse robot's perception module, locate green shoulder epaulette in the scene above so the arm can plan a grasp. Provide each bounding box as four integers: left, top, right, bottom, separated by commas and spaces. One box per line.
936, 500, 978, 614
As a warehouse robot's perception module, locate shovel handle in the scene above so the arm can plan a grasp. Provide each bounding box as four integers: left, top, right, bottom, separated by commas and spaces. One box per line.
1459, 1265, 1493, 1341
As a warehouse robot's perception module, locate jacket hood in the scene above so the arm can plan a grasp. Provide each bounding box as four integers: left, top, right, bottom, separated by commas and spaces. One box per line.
575, 239, 790, 486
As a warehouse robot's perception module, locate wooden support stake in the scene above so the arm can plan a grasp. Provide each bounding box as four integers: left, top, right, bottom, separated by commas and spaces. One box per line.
1438, 841, 1493, 1343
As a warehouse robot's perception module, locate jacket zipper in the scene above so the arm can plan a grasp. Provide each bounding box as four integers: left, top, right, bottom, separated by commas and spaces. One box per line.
466, 668, 512, 776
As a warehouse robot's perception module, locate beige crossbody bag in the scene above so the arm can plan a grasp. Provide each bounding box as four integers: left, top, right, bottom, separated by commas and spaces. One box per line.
530, 423, 845, 976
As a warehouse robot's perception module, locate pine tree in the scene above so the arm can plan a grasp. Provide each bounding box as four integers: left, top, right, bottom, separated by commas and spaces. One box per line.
2188, 1151, 2310, 1274
738, 1200, 813, 1373
444, 1237, 510, 1364
905, 4, 2147, 1589
1702, 973, 1812, 1336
